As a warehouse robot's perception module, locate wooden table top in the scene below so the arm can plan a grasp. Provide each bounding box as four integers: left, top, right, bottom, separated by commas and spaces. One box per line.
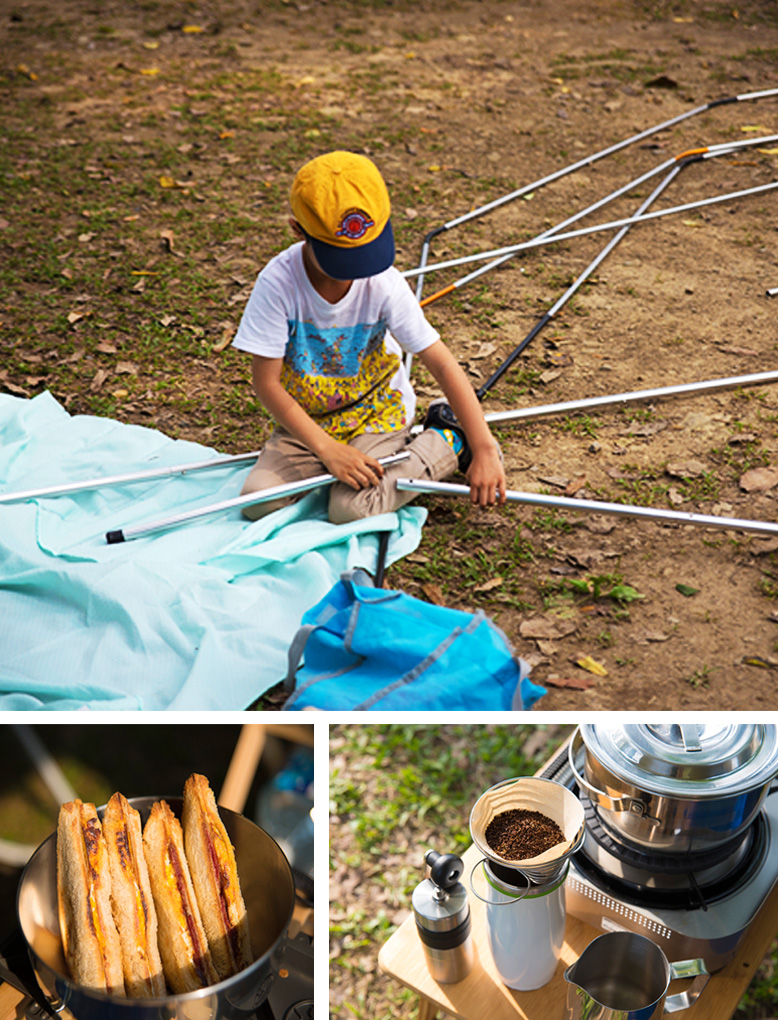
379, 836, 778, 1020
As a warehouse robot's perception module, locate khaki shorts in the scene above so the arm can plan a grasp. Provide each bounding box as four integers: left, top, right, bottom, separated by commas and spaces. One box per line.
240, 426, 458, 523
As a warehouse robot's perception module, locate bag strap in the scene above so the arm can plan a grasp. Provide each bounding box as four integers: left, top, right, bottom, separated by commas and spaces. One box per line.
282, 599, 368, 710
283, 573, 370, 695
282, 623, 318, 694
282, 655, 365, 710
340, 567, 375, 594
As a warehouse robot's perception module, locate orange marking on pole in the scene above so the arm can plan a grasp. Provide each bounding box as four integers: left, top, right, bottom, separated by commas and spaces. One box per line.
675, 146, 709, 160
420, 284, 456, 307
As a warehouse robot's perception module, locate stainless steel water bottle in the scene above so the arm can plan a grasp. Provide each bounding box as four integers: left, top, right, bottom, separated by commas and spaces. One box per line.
411, 849, 474, 984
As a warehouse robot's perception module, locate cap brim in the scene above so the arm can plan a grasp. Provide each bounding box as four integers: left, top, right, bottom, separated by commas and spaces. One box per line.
310, 219, 395, 280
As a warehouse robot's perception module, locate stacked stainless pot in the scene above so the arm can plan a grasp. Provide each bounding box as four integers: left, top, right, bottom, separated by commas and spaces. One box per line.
569, 722, 778, 857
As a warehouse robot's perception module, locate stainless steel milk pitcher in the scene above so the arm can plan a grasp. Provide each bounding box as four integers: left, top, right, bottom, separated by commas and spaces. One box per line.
564, 931, 710, 1020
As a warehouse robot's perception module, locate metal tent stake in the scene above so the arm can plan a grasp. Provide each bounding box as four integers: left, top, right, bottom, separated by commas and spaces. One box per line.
104, 451, 411, 544
395, 478, 778, 538
0, 450, 262, 505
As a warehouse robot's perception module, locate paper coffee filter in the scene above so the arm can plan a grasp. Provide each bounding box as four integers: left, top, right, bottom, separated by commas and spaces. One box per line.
469, 776, 586, 868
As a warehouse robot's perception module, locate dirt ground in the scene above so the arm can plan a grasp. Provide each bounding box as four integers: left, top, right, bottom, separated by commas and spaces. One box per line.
2, 0, 778, 707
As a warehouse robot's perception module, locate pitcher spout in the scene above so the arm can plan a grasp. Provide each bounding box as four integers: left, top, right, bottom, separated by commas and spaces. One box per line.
563, 963, 610, 1020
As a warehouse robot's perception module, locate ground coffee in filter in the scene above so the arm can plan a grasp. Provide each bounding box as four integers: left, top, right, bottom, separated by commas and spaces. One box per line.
485, 808, 564, 861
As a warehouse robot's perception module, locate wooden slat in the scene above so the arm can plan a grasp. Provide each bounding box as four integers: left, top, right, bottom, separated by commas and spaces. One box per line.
218, 724, 267, 813
0, 983, 27, 1019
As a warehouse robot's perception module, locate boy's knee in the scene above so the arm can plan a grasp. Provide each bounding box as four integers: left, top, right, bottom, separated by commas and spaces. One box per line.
328, 487, 370, 524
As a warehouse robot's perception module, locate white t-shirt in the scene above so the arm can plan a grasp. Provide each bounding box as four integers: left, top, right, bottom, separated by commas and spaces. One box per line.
232, 242, 439, 440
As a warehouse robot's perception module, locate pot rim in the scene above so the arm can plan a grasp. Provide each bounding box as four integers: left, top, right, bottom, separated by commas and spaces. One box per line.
578, 723, 778, 798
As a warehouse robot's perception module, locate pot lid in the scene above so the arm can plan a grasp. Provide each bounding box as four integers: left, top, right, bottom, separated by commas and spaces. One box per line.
579, 723, 778, 796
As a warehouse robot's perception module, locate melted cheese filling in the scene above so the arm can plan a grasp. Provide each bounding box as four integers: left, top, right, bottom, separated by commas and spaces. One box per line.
164, 851, 194, 953
88, 884, 106, 958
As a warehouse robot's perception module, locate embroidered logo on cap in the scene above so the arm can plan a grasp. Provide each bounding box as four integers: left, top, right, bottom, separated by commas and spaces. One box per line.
335, 208, 375, 241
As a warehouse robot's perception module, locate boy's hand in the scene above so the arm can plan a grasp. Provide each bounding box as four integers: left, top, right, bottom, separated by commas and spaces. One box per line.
466, 444, 506, 508
321, 439, 385, 491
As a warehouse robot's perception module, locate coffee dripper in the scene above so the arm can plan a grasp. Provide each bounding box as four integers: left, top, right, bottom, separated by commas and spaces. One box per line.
468, 776, 585, 990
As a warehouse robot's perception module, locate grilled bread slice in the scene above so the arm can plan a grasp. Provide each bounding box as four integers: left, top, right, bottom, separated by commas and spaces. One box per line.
56, 799, 125, 996
142, 799, 218, 994
103, 793, 166, 998
182, 774, 253, 980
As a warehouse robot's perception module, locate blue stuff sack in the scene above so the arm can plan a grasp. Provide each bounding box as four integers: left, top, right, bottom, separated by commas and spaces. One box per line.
282, 571, 545, 711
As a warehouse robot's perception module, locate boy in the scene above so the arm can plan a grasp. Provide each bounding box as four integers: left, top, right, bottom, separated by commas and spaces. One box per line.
232, 150, 506, 523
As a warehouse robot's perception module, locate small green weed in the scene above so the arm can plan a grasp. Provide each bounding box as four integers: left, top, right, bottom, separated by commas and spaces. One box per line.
527, 507, 575, 533
759, 574, 778, 600
553, 413, 600, 438
687, 665, 716, 689
541, 572, 644, 607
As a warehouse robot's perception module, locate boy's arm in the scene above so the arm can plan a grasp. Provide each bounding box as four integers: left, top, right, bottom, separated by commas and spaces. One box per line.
417, 340, 507, 507
250, 355, 385, 490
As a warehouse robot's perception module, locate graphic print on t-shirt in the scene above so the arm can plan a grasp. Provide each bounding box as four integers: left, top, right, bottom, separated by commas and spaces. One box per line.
280, 317, 405, 439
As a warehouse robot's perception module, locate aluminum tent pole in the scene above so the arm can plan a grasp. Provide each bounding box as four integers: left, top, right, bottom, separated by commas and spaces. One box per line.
419, 134, 778, 310
475, 161, 684, 399
405, 89, 778, 304
409, 369, 778, 435
418, 154, 680, 309
424, 135, 778, 400
0, 450, 263, 505
432, 88, 778, 235
400, 179, 778, 278
405, 227, 439, 375
104, 451, 411, 544
481, 369, 778, 425
420, 155, 681, 310
395, 478, 778, 538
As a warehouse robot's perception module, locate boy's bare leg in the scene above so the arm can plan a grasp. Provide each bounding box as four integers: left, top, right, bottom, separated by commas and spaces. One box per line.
328, 428, 457, 524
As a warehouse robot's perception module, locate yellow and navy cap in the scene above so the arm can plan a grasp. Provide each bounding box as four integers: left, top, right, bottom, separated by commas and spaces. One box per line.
290, 151, 395, 280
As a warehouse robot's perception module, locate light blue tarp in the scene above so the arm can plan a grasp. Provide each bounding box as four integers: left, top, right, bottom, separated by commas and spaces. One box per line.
0, 392, 425, 710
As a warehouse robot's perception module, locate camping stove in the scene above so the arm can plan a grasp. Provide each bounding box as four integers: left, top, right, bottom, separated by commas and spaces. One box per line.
541, 745, 778, 972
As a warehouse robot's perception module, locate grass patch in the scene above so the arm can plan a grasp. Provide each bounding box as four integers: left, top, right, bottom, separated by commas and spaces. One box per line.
330, 724, 570, 882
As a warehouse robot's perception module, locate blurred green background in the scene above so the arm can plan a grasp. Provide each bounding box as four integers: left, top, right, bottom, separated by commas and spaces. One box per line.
0, 722, 310, 937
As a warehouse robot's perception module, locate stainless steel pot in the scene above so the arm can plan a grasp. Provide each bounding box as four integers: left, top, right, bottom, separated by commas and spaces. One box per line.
16, 796, 296, 1020
569, 723, 778, 854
